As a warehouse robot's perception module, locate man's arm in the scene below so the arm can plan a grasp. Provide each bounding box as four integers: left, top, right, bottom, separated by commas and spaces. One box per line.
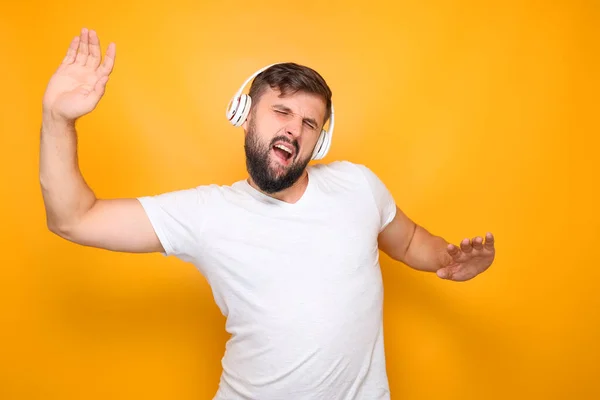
40, 115, 162, 253
378, 205, 496, 281
40, 28, 163, 254
377, 206, 450, 273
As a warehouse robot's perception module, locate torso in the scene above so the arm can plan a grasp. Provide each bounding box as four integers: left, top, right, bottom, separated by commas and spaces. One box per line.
187, 162, 391, 400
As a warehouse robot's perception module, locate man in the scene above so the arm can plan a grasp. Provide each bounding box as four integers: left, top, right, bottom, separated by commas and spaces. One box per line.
40, 28, 496, 399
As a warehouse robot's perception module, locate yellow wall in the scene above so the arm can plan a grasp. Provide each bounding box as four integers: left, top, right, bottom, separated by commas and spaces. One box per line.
1, 0, 598, 399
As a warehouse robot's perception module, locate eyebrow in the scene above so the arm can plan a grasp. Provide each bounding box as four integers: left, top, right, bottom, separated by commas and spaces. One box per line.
272, 104, 319, 128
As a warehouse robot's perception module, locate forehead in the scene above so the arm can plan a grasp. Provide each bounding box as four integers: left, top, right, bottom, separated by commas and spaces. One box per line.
256, 87, 327, 124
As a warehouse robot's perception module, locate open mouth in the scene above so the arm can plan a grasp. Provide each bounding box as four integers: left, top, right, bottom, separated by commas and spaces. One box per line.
272, 143, 295, 164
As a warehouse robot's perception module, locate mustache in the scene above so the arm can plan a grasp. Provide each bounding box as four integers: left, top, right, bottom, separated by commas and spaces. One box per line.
269, 136, 299, 154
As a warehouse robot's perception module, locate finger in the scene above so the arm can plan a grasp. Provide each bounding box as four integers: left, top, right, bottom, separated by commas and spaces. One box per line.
94, 75, 110, 99
460, 237, 473, 253
484, 232, 495, 250
437, 265, 461, 280
472, 236, 484, 250
62, 36, 80, 65
87, 29, 102, 69
98, 42, 116, 76
75, 27, 89, 65
445, 267, 474, 282
436, 267, 450, 279
446, 243, 461, 260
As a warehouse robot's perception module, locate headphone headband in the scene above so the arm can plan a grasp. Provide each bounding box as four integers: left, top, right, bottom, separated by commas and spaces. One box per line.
226, 63, 334, 160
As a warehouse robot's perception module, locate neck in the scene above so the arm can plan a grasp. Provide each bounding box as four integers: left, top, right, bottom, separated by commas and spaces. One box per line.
247, 170, 309, 204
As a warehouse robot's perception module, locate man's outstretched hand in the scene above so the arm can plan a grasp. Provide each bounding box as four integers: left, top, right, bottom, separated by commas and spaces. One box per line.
42, 28, 116, 122
436, 233, 496, 281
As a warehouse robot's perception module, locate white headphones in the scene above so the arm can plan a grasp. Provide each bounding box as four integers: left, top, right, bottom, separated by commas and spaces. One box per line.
226, 63, 335, 160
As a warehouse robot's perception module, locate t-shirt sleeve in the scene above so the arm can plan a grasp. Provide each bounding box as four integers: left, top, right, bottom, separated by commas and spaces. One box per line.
354, 163, 397, 232
137, 187, 206, 259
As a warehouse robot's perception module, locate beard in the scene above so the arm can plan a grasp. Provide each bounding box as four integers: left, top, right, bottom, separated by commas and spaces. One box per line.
244, 119, 311, 194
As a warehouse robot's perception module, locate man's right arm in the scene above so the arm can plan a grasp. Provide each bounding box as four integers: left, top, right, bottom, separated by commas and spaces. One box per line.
40, 28, 163, 254
40, 114, 164, 253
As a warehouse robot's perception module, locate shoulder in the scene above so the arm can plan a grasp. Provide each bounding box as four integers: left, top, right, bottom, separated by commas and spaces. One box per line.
309, 160, 381, 186
310, 160, 394, 203
309, 161, 396, 231
138, 179, 248, 208
310, 160, 366, 176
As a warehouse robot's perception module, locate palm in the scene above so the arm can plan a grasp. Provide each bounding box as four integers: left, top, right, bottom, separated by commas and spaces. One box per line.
43, 28, 116, 121
437, 233, 495, 282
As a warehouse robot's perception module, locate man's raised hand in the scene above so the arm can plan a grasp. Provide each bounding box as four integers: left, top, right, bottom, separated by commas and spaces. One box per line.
42, 28, 116, 122
436, 232, 496, 281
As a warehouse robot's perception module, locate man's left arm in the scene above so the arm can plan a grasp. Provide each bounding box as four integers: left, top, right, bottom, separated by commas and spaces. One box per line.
377, 206, 496, 281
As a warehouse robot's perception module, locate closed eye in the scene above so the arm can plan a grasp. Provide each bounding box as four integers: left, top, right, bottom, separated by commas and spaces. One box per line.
272, 106, 318, 130
304, 121, 317, 130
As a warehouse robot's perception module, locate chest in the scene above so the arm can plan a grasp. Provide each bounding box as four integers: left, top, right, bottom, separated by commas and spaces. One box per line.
195, 197, 383, 315
209, 196, 377, 265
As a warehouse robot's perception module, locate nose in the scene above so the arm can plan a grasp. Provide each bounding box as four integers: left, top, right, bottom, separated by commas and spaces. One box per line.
285, 115, 303, 138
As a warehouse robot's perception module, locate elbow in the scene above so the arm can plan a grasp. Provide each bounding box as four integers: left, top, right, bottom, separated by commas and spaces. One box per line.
46, 218, 74, 240
47, 221, 66, 238
44, 203, 96, 241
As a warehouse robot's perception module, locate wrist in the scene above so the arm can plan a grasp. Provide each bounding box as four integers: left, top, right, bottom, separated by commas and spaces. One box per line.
404, 228, 451, 272
41, 109, 76, 133
432, 235, 452, 269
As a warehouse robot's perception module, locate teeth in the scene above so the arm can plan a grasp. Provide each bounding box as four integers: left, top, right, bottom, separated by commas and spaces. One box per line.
274, 144, 293, 154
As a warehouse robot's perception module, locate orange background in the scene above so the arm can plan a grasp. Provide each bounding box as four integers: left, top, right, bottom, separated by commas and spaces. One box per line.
1, 0, 598, 399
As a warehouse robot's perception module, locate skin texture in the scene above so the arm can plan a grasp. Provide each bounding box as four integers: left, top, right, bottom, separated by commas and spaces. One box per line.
39, 27, 496, 281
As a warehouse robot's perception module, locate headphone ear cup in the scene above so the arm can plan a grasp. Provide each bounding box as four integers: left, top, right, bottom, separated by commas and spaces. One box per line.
311, 129, 328, 160
225, 96, 239, 121
227, 94, 252, 127
236, 95, 252, 127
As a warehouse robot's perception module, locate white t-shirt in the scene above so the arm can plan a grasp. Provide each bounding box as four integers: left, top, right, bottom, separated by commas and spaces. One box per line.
137, 160, 397, 400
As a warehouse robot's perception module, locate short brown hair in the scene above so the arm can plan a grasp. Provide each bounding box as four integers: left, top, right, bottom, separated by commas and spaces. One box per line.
248, 62, 332, 125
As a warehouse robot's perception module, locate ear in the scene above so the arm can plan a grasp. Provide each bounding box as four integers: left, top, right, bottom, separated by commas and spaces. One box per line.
241, 105, 253, 131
